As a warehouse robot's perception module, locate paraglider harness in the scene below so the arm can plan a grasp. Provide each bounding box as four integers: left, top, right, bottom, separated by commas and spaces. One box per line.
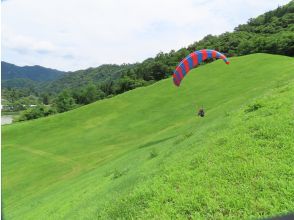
198, 107, 205, 117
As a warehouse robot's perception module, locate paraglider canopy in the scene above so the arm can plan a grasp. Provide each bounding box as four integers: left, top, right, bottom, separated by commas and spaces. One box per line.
173, 49, 229, 87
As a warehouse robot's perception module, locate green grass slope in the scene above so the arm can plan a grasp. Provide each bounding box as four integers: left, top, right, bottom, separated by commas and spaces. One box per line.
2, 54, 294, 219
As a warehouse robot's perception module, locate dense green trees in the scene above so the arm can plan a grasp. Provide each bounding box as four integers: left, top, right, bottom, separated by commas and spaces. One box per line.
72, 84, 106, 105
54, 90, 76, 113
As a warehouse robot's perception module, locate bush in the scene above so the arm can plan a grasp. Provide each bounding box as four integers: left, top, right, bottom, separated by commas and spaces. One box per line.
112, 168, 129, 180
149, 149, 158, 159
17, 105, 57, 122
245, 103, 263, 113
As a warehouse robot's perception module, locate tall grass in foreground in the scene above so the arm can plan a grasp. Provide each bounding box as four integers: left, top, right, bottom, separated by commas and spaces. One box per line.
99, 81, 294, 219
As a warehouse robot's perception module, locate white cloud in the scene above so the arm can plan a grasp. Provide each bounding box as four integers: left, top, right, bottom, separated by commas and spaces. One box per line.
1, 0, 291, 71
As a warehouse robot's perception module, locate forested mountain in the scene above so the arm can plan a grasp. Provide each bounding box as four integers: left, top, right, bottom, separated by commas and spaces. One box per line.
1, 61, 66, 85
43, 64, 136, 94
188, 0, 294, 55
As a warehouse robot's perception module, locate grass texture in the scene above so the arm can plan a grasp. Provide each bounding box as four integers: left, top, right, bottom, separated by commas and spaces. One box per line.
2, 53, 294, 219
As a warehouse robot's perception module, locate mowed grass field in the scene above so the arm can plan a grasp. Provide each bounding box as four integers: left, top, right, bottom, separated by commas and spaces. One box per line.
2, 54, 294, 219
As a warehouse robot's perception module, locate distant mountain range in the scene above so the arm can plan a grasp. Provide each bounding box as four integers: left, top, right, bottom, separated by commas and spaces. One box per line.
1, 61, 66, 82
1, 61, 132, 93
1, 61, 66, 88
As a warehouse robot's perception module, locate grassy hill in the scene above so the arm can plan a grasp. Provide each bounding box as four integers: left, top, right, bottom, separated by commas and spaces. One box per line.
2, 53, 294, 219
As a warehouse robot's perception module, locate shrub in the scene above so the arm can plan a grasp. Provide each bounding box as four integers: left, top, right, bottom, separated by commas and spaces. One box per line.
17, 105, 57, 122
149, 149, 158, 159
245, 103, 263, 113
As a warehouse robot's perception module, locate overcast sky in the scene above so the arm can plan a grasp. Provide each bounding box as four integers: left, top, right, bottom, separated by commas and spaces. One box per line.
1, 0, 291, 71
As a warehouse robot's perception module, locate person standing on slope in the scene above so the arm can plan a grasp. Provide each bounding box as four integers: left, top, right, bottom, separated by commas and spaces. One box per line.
198, 107, 205, 117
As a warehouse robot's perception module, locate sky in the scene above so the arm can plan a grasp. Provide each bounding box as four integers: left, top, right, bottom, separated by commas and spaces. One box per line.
1, 0, 291, 71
